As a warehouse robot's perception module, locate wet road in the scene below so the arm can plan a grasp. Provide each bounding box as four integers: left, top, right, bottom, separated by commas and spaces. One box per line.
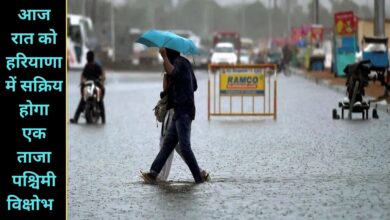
68, 69, 390, 219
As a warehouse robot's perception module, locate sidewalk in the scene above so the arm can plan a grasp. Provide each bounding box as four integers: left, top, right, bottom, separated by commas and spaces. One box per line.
292, 67, 390, 113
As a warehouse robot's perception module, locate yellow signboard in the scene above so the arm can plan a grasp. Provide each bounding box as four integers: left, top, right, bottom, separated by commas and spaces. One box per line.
220, 69, 265, 96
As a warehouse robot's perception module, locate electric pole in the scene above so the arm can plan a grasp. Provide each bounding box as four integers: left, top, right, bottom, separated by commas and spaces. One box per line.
374, 0, 385, 36
111, 2, 115, 62
268, 0, 273, 47
313, 0, 319, 24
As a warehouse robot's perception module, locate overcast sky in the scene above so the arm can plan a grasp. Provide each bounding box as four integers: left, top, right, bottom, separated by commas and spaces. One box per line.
112, 0, 380, 14
214, 0, 373, 12
113, 0, 371, 8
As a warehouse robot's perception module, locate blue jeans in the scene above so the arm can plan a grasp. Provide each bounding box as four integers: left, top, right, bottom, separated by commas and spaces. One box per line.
150, 114, 203, 183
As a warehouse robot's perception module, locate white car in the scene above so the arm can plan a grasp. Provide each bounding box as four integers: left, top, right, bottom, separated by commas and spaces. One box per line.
239, 49, 251, 64
210, 42, 237, 65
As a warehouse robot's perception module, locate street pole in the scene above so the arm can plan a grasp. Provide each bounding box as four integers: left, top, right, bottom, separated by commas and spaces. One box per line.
149, 0, 156, 28
268, 0, 272, 48
241, 1, 246, 36
313, 0, 319, 24
111, 2, 115, 62
82, 0, 86, 16
91, 0, 96, 23
286, 0, 291, 39
203, 0, 209, 37
374, 0, 387, 95
374, 0, 385, 37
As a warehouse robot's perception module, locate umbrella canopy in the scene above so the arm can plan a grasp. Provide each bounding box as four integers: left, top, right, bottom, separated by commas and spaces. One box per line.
136, 29, 199, 55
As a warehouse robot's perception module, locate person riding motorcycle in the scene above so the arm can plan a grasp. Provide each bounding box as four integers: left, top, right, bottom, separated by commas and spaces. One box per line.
70, 50, 106, 124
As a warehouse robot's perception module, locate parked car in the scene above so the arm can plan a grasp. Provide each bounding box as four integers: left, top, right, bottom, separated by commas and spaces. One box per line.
239, 49, 251, 64
210, 42, 238, 65
252, 50, 267, 64
267, 49, 283, 72
138, 47, 163, 66
192, 48, 210, 69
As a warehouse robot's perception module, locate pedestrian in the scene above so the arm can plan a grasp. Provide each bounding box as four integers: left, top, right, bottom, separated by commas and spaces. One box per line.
141, 48, 206, 184
156, 72, 209, 182
70, 50, 106, 124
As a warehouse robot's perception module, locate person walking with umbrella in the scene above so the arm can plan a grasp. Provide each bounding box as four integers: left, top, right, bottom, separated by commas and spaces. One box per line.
141, 47, 205, 183
157, 64, 209, 182
137, 30, 207, 184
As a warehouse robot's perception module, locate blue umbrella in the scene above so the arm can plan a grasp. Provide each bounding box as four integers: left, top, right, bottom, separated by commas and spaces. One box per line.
136, 29, 199, 55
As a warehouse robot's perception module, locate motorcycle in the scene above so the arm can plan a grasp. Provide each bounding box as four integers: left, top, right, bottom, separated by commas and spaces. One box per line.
82, 80, 103, 124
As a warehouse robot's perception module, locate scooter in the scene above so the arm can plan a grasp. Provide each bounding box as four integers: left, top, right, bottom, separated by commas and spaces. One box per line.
82, 80, 103, 124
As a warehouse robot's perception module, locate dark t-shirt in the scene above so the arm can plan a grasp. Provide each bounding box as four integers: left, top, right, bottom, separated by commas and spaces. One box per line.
167, 56, 198, 120
82, 63, 103, 80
